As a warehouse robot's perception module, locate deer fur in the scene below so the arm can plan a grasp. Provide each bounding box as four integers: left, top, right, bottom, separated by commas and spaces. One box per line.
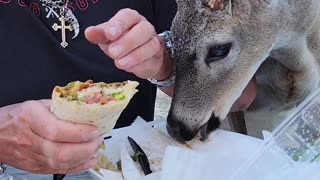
166, 0, 320, 142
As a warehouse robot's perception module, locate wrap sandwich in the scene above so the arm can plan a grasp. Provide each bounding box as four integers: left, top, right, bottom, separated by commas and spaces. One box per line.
51, 80, 139, 134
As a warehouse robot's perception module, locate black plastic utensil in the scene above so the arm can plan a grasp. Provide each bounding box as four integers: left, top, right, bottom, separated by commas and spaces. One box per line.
104, 136, 112, 140
53, 174, 66, 180
127, 136, 152, 175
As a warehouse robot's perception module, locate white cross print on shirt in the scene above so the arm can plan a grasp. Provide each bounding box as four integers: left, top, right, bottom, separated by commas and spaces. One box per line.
52, 16, 73, 48
42, 4, 60, 18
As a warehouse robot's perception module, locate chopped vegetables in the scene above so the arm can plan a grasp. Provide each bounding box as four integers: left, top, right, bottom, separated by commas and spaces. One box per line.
94, 150, 145, 173
99, 82, 108, 87
131, 151, 144, 162
100, 142, 106, 150
65, 81, 76, 89
56, 80, 128, 105
96, 152, 117, 172
111, 92, 126, 100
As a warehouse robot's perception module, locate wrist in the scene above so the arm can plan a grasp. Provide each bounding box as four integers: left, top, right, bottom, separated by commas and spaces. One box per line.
148, 31, 176, 87
152, 49, 173, 81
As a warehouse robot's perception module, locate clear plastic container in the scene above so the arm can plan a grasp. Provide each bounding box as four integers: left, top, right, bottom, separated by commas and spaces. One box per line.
231, 88, 320, 180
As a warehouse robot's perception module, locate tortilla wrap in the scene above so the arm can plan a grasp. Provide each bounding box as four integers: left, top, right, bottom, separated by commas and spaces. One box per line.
51, 80, 139, 134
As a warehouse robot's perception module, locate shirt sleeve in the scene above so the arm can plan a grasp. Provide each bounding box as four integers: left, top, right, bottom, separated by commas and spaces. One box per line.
151, 0, 177, 33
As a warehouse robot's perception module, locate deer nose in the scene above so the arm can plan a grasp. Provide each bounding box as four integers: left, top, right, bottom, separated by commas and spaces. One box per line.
166, 116, 197, 143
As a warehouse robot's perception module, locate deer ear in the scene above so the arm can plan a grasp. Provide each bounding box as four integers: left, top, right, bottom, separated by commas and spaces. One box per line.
205, 0, 232, 13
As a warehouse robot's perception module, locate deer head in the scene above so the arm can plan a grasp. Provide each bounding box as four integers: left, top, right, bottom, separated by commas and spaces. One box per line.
167, 0, 286, 142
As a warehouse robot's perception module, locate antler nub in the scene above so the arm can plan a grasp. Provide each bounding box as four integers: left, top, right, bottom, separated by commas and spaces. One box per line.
207, 0, 227, 11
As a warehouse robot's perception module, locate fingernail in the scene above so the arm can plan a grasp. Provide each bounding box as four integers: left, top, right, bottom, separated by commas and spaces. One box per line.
108, 27, 120, 37
87, 130, 100, 140
118, 57, 130, 67
85, 26, 93, 33
109, 45, 123, 57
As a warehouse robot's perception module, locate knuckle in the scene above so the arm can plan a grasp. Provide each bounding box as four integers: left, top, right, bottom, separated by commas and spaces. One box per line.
131, 50, 144, 61
13, 101, 41, 127
14, 132, 32, 147
125, 8, 140, 17
99, 44, 111, 56
23, 100, 41, 108
120, 9, 141, 23
88, 144, 99, 157
44, 125, 57, 140
125, 66, 135, 73
19, 101, 38, 117
141, 21, 155, 35
56, 146, 71, 163
48, 158, 58, 169
150, 36, 161, 52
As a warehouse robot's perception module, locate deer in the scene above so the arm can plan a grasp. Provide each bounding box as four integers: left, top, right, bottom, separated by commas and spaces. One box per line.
166, 0, 320, 143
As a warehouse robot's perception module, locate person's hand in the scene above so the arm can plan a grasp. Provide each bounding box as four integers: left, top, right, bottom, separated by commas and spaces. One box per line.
230, 77, 257, 112
0, 100, 102, 174
85, 8, 173, 81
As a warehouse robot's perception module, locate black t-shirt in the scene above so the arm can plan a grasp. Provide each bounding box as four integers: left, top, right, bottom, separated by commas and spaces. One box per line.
0, 0, 177, 128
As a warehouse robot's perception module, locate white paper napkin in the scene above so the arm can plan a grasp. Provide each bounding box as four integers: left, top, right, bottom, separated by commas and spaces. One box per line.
161, 146, 210, 180
160, 130, 264, 180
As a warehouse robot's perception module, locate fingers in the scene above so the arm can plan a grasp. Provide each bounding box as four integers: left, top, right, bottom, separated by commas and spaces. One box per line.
28, 154, 97, 174
54, 157, 97, 174
47, 137, 101, 169
85, 26, 109, 44
85, 8, 143, 44
97, 29, 130, 57
108, 20, 156, 59
121, 55, 161, 79
84, 8, 170, 80
104, 8, 142, 40
23, 101, 100, 143
114, 36, 162, 70
38, 99, 51, 109
31, 132, 102, 169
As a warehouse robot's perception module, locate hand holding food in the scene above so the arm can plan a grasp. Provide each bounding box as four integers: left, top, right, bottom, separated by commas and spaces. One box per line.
0, 100, 102, 174
48, 80, 138, 179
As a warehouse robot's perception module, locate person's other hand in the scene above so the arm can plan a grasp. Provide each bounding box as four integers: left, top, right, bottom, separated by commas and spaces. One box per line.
85, 8, 172, 81
0, 100, 102, 174
230, 77, 257, 112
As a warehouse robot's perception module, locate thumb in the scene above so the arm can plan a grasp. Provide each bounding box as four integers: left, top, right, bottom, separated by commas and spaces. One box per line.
38, 99, 52, 109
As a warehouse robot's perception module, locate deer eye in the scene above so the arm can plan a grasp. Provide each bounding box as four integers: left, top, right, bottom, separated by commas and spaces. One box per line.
206, 43, 232, 64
